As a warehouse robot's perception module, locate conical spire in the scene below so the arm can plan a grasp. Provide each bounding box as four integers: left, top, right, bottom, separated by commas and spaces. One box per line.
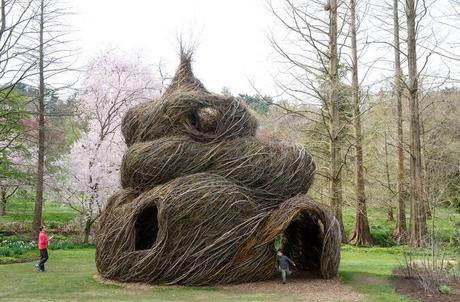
162, 50, 208, 97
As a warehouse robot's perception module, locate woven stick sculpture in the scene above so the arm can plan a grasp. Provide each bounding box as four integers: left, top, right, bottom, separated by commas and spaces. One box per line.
95, 51, 341, 285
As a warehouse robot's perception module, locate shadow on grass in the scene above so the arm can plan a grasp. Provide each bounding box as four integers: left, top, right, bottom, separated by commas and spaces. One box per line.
340, 270, 416, 302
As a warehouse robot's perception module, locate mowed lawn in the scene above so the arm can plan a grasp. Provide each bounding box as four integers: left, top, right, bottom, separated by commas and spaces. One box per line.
0, 247, 414, 302
0, 199, 76, 226
340, 246, 414, 302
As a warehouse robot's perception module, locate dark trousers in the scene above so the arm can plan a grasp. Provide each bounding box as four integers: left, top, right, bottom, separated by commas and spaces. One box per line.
38, 249, 48, 271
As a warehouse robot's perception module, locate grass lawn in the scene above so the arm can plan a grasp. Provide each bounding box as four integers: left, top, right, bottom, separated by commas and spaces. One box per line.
0, 247, 417, 302
0, 248, 285, 302
342, 206, 460, 245
0, 197, 76, 226
1, 198, 458, 301
340, 246, 416, 302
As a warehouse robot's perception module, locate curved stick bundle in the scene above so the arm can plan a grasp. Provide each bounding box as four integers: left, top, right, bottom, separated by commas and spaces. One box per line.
96, 52, 341, 285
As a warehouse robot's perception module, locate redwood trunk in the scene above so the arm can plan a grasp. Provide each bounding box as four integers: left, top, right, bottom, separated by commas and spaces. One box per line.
406, 0, 427, 247
328, 0, 344, 236
384, 133, 394, 222
348, 0, 373, 246
32, 0, 45, 239
393, 0, 407, 244
420, 118, 431, 217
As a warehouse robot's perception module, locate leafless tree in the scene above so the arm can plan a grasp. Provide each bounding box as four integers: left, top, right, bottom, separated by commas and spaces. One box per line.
369, 0, 441, 246
348, 0, 373, 246
405, 0, 428, 247
267, 0, 350, 235
0, 0, 36, 153
27, 0, 76, 239
392, 0, 408, 245
383, 131, 395, 222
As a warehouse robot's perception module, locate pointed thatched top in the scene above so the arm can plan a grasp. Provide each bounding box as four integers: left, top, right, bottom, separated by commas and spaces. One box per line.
163, 50, 208, 97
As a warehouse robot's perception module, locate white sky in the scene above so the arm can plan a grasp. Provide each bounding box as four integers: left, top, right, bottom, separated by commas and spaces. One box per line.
70, 0, 276, 95
66, 0, 460, 99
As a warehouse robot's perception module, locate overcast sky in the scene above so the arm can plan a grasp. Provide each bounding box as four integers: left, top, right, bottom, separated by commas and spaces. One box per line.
70, 0, 277, 95
67, 0, 460, 98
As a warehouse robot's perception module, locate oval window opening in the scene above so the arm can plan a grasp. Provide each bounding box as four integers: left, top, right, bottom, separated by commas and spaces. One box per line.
134, 205, 158, 250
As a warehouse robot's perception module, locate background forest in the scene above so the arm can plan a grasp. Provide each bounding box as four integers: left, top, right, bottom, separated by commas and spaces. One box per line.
0, 0, 459, 273
1, 1, 460, 300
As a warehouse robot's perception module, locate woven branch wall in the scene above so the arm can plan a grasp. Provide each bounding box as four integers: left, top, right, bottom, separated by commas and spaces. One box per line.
95, 53, 341, 285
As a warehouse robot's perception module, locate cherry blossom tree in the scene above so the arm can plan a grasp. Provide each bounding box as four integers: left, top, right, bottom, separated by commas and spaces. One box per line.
54, 50, 161, 242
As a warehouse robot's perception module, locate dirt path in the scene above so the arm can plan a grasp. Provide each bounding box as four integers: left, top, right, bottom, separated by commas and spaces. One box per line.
223, 272, 364, 302
96, 272, 365, 302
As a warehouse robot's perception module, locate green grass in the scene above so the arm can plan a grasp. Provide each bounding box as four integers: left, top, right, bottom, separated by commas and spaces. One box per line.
1, 198, 458, 301
0, 249, 36, 264
0, 197, 76, 236
0, 246, 420, 302
0, 196, 76, 224
340, 246, 416, 302
0, 249, 286, 302
343, 207, 460, 246
0, 237, 94, 263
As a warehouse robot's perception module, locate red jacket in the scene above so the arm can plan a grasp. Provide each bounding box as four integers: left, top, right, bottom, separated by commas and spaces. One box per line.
38, 231, 48, 250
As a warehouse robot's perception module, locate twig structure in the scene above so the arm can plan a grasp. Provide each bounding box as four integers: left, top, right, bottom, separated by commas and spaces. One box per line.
95, 52, 341, 285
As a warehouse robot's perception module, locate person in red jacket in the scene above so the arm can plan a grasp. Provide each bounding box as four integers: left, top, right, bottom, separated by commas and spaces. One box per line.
35, 226, 52, 272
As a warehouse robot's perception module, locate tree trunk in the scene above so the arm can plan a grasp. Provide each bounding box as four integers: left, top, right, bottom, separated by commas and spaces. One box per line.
83, 219, 92, 244
348, 0, 373, 246
336, 164, 345, 237
387, 204, 394, 222
328, 0, 344, 237
384, 133, 394, 222
0, 188, 7, 216
393, 0, 407, 244
406, 0, 427, 247
31, 0, 45, 240
420, 118, 431, 217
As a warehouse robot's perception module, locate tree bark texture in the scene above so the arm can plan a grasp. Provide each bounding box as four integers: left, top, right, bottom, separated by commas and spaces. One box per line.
384, 133, 394, 222
393, 0, 407, 244
0, 188, 7, 216
406, 0, 427, 247
328, 0, 345, 236
348, 0, 373, 246
32, 0, 45, 240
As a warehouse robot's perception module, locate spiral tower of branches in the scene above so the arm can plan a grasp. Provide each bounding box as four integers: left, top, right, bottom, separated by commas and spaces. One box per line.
95, 51, 341, 285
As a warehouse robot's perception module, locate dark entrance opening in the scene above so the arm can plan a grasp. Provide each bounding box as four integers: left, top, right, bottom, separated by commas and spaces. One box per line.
134, 205, 158, 250
282, 210, 324, 275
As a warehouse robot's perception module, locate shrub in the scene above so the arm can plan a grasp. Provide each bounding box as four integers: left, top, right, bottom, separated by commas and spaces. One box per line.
450, 222, 460, 252
47, 221, 58, 229
0, 222, 29, 234
48, 241, 94, 250
0, 237, 93, 260
439, 285, 451, 295
0, 247, 13, 257
400, 244, 456, 294
0, 256, 17, 264
0, 240, 36, 256
452, 196, 460, 214
453, 255, 460, 280
370, 225, 395, 247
